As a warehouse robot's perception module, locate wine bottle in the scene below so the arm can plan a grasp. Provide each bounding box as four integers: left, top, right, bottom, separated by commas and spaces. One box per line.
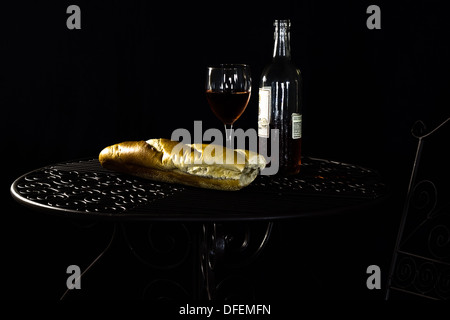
258, 19, 302, 175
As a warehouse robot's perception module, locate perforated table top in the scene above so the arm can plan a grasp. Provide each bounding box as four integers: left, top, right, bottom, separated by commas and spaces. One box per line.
10, 157, 388, 221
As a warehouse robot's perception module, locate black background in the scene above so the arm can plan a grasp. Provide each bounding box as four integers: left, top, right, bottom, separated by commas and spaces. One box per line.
3, 0, 449, 300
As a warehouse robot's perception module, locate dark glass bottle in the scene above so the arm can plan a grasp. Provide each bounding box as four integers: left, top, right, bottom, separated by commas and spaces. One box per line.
258, 19, 302, 175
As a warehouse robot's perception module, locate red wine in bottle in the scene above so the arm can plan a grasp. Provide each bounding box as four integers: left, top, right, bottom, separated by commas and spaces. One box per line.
258, 19, 302, 175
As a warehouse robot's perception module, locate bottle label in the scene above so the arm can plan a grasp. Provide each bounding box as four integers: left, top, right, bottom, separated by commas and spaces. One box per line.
292, 113, 302, 139
258, 87, 271, 138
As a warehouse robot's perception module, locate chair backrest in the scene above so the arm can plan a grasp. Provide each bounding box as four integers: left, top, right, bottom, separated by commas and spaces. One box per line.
386, 118, 450, 300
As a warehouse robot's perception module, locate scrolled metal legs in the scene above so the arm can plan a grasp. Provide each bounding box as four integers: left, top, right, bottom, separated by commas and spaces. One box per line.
61, 221, 274, 299
60, 222, 118, 300
122, 222, 191, 270
200, 221, 274, 300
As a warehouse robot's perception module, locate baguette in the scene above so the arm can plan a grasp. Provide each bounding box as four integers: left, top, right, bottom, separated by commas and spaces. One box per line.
99, 139, 266, 191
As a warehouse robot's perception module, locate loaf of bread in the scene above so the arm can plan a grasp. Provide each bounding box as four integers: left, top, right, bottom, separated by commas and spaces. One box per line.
99, 139, 266, 191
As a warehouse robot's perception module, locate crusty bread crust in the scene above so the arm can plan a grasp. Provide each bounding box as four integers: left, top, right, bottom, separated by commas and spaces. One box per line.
99, 139, 265, 191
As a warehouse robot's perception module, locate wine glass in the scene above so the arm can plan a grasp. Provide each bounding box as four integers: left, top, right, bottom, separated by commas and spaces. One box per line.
206, 64, 251, 149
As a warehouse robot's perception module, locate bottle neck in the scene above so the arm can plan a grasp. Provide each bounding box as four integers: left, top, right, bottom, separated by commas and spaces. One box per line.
273, 20, 291, 60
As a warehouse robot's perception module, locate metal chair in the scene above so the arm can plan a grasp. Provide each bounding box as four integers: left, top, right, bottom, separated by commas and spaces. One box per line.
386, 117, 450, 300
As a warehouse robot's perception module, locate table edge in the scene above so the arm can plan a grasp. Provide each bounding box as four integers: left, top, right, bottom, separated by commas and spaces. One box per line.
10, 158, 391, 222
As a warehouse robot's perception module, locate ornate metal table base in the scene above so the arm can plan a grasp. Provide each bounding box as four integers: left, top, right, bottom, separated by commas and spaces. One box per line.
200, 222, 273, 300
58, 221, 274, 300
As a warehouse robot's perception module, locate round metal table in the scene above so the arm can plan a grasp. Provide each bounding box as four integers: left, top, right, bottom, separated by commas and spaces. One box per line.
10, 157, 387, 221
10, 157, 388, 299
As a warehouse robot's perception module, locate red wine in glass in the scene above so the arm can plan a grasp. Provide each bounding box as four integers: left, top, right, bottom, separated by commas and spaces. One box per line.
205, 64, 252, 149
206, 90, 250, 125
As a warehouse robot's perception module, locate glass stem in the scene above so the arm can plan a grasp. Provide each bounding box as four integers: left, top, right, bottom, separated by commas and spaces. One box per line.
225, 124, 233, 150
